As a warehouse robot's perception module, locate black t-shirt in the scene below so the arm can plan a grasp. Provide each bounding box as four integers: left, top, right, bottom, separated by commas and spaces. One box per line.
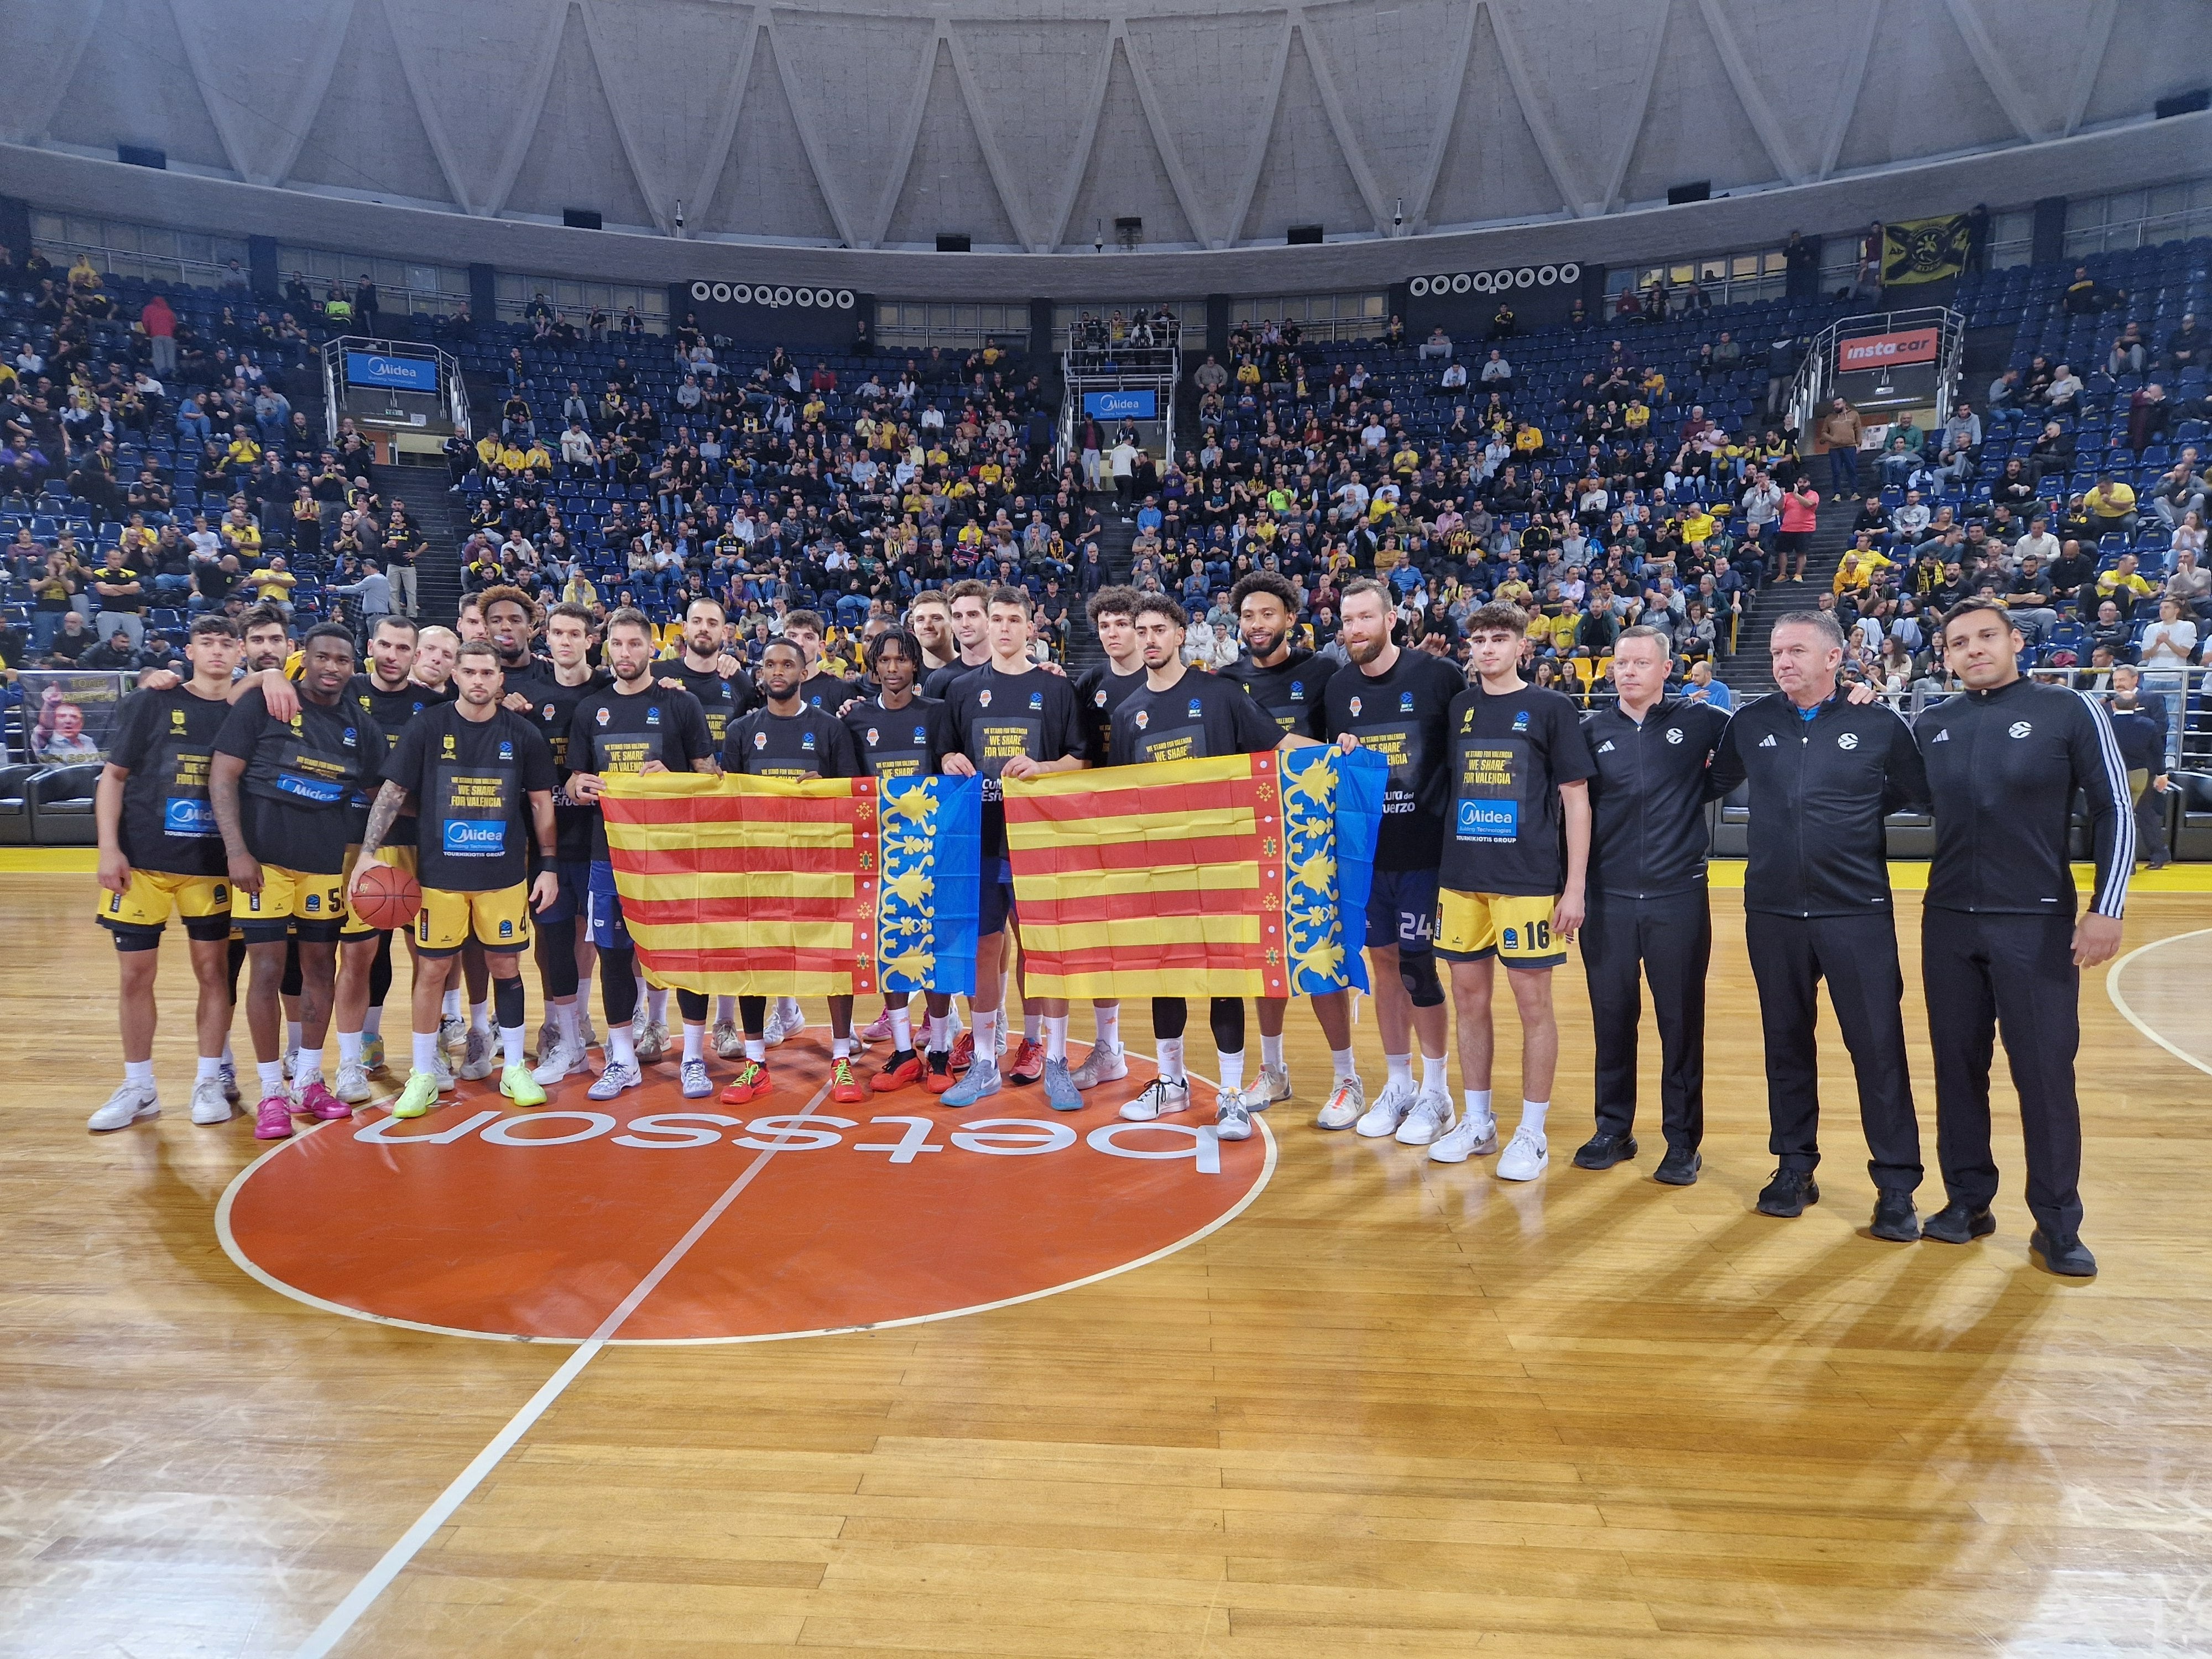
214, 685, 387, 876
565, 683, 714, 859
345, 672, 451, 846
798, 669, 856, 712
841, 694, 953, 782
943, 663, 1089, 858
1438, 682, 1596, 897
108, 685, 232, 877
663, 658, 763, 745
922, 657, 988, 701
1110, 671, 1281, 767
1321, 648, 1466, 870
382, 703, 556, 894
723, 705, 862, 780
505, 659, 609, 861
1226, 649, 1336, 740
1072, 661, 1146, 766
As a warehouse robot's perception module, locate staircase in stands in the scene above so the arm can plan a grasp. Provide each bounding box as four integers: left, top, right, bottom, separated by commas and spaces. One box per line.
370, 461, 465, 628
1060, 511, 1137, 674
1717, 504, 1857, 698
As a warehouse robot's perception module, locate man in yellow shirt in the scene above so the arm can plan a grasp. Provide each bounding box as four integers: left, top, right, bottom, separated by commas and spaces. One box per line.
2096, 552, 2156, 604
248, 557, 298, 613
225, 429, 262, 468
475, 432, 503, 470
221, 507, 263, 559
1679, 507, 1717, 546
2085, 473, 2138, 534
1391, 444, 1421, 477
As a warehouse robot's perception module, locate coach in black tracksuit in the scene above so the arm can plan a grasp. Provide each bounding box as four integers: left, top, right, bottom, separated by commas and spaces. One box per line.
1572, 626, 1732, 1186
1709, 612, 1929, 1239
1913, 599, 2131, 1278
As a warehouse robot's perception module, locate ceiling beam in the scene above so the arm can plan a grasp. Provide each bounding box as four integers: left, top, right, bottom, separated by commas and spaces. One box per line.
1942, 0, 2047, 143
761, 11, 860, 248
1599, 0, 1671, 213
1814, 0, 1882, 181
478, 0, 572, 217
1209, 14, 1294, 249
1293, 11, 1392, 236
942, 23, 1032, 252
1406, 0, 1479, 234
264, 0, 362, 190
1040, 24, 1118, 252
679, 5, 762, 237
1115, 22, 1219, 251
1484, 0, 1593, 217
1693, 0, 1803, 184
863, 23, 942, 247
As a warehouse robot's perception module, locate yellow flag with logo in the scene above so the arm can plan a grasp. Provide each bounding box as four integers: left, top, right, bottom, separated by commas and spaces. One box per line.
1881, 215, 1970, 286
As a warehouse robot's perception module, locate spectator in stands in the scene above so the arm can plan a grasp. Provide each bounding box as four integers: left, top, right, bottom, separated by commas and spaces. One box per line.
2109, 322, 2150, 378
45, 609, 93, 665
1817, 397, 1863, 498
2151, 451, 2206, 528
2045, 363, 2084, 410
2127, 384, 2171, 455
1417, 327, 1453, 363
2086, 473, 2140, 538
2164, 536, 2208, 614
2063, 266, 2110, 315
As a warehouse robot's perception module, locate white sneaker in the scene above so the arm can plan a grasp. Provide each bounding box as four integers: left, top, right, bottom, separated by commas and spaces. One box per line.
1118, 1077, 1191, 1121
579, 1014, 600, 1052
1068, 1041, 1128, 1090
1314, 1073, 1366, 1130
88, 1082, 161, 1132
780, 997, 806, 1039
1215, 1098, 1253, 1141
437, 1015, 467, 1061
1496, 1125, 1550, 1182
460, 1026, 497, 1081
1428, 1113, 1500, 1165
219, 1061, 240, 1103
281, 1039, 300, 1088
1354, 1077, 1417, 1139
191, 1077, 234, 1124
432, 1051, 456, 1093
333, 1061, 374, 1104
763, 1003, 791, 1046
712, 1018, 744, 1059
633, 1020, 669, 1063
1234, 1062, 1291, 1113
587, 1060, 641, 1100
1394, 1091, 1455, 1146
531, 1032, 585, 1086
534, 1018, 559, 1065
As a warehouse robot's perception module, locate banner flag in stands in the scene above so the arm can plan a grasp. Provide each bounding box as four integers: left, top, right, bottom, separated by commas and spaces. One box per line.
1881, 215, 1970, 286
1001, 746, 1385, 1000
601, 770, 979, 997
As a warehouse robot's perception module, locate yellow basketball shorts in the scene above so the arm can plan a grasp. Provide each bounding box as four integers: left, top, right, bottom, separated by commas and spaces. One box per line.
237, 865, 348, 942
96, 869, 233, 946
1435, 889, 1566, 969
415, 882, 532, 956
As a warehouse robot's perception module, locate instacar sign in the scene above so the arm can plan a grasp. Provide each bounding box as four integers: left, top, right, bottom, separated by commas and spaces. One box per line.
1837, 328, 1939, 373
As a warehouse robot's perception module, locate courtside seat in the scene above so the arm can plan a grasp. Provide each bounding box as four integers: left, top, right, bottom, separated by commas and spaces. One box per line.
1710, 779, 1751, 859
29, 763, 101, 844
0, 764, 43, 843
2172, 771, 2212, 862
1884, 808, 1936, 859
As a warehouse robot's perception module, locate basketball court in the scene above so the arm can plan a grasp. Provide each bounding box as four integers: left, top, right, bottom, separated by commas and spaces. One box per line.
8, 867, 2212, 1656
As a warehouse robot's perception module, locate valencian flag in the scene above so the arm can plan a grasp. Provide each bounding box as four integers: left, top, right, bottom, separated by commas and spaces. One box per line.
1003, 745, 1386, 1000
1881, 214, 1970, 286
601, 771, 981, 997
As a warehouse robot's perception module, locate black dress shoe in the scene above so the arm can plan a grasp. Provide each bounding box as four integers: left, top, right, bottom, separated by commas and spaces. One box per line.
1653, 1146, 1701, 1185
1869, 1187, 1921, 1242
1573, 1132, 1637, 1170
1922, 1201, 1996, 1245
1756, 1168, 1819, 1217
2031, 1228, 2098, 1277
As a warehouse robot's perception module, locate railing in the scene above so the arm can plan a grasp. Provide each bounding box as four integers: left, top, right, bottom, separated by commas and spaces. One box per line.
1910, 665, 2208, 768
320, 335, 471, 446
1058, 340, 1181, 471
1785, 305, 1964, 436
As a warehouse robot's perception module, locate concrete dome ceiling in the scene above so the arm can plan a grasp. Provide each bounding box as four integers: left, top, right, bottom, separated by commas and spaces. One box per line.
6, 0, 2208, 253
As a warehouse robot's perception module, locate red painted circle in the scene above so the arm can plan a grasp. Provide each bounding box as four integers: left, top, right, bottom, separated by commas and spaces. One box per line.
219, 1042, 1271, 1342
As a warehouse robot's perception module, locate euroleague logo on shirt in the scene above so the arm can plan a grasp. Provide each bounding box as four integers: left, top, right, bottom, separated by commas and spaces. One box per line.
1665, 726, 1684, 744
1838, 732, 1861, 750
2009, 721, 2033, 739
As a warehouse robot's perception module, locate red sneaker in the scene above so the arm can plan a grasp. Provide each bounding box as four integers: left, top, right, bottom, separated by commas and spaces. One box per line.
718, 1061, 772, 1105
253, 1094, 295, 1140
921, 1054, 958, 1096
948, 1030, 975, 1074
1005, 1038, 1044, 1085
830, 1057, 867, 1104
870, 1052, 925, 1093
294, 1079, 353, 1122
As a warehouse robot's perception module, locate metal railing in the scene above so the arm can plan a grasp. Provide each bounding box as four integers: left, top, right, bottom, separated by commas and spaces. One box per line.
1058, 340, 1181, 471
1785, 305, 1964, 436
320, 335, 472, 446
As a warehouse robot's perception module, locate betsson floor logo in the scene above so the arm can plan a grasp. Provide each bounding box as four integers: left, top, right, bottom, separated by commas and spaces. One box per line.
220, 1044, 1272, 1343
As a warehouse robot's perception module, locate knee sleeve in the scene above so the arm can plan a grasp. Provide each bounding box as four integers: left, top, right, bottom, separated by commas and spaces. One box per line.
1150, 997, 1188, 1040
280, 936, 303, 999
534, 925, 580, 998
1208, 997, 1246, 1054
739, 995, 768, 1034
1400, 950, 1444, 1008
676, 989, 709, 1024
599, 946, 639, 1025
492, 975, 526, 1030
227, 937, 247, 1005
368, 930, 394, 1008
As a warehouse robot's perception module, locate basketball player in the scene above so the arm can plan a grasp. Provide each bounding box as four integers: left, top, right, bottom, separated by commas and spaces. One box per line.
1222, 571, 1360, 1120
921, 578, 992, 700
717, 638, 868, 1106
563, 608, 717, 1100
1914, 598, 2133, 1276
907, 590, 956, 676
455, 593, 487, 642
938, 585, 1089, 1107
1422, 603, 1595, 1180
358, 639, 559, 1118
1320, 578, 1465, 1135
210, 624, 388, 1139
781, 608, 856, 711
88, 615, 246, 1131
1108, 595, 1306, 1140
841, 628, 959, 1092
1065, 586, 1147, 1090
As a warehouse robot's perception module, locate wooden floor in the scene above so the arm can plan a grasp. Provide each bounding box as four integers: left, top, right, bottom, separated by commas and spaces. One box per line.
7, 870, 2212, 1658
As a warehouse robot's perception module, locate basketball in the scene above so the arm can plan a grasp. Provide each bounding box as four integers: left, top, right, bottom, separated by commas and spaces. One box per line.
349, 862, 421, 933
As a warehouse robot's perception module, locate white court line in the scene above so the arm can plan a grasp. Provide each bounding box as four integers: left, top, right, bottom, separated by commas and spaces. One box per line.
2105, 925, 2212, 1079
290, 1075, 838, 1659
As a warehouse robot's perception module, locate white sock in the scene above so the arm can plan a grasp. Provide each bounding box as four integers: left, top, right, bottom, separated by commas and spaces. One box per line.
609, 1027, 637, 1068
1261, 1032, 1285, 1071
1217, 1049, 1245, 1092
1044, 1015, 1068, 1063
924, 1014, 945, 1053
285, 1019, 302, 1052
1331, 1046, 1358, 1082
195, 1055, 222, 1082
647, 987, 669, 1025
1464, 1088, 1494, 1124
575, 967, 594, 1024
745, 1036, 765, 1062
124, 1058, 155, 1088
257, 1060, 285, 1094
221, 1038, 234, 1066
469, 1001, 489, 1036
972, 1010, 999, 1065
412, 1031, 439, 1075
1023, 1012, 1043, 1045
1521, 1099, 1550, 1138
554, 998, 580, 1041
337, 1031, 363, 1067
295, 1047, 324, 1085
717, 995, 736, 1023
501, 1025, 525, 1068
682, 1022, 704, 1063
1420, 1052, 1448, 1096
362, 1005, 383, 1036
890, 1008, 912, 1051
1159, 1037, 1186, 1084
1385, 1052, 1412, 1088
1095, 1004, 1120, 1047
442, 989, 462, 1020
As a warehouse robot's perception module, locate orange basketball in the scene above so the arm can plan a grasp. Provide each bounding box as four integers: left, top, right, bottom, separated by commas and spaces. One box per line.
350, 861, 422, 933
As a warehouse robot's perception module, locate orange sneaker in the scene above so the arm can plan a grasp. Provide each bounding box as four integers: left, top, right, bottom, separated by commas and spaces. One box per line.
718, 1060, 772, 1105
948, 1030, 975, 1073
830, 1057, 866, 1103
921, 1052, 958, 1095
870, 1052, 925, 1093
1005, 1037, 1044, 1084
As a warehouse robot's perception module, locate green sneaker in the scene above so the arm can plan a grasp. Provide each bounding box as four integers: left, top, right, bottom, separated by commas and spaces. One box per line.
391, 1070, 442, 1119
500, 1062, 547, 1108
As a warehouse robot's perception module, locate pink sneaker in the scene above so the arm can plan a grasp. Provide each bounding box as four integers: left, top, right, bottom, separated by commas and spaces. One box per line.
253, 1094, 296, 1140
295, 1080, 352, 1122
857, 1008, 896, 1045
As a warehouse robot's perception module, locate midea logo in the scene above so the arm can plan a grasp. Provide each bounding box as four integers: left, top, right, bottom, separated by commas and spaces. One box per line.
1410, 263, 1580, 298
690, 281, 855, 310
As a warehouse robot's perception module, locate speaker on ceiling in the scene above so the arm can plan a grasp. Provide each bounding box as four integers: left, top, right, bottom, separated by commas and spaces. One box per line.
2154, 88, 2209, 118
562, 208, 603, 230
1286, 224, 1324, 246
936, 233, 972, 253
118, 145, 166, 170
1666, 181, 1712, 206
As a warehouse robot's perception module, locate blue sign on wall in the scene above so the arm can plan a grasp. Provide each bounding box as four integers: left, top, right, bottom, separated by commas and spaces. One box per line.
344, 352, 439, 394
1083, 389, 1157, 420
